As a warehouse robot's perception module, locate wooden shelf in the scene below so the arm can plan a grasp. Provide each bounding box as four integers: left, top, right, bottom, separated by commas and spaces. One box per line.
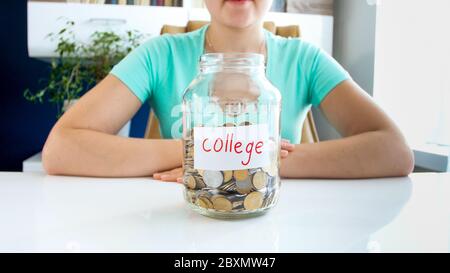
28, 0, 187, 8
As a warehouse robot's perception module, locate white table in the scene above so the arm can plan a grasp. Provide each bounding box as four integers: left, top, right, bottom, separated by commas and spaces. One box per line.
0, 172, 449, 253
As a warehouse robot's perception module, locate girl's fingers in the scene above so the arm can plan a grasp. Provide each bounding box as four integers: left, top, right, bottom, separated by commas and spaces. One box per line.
161, 169, 183, 181
159, 174, 177, 181
160, 173, 180, 182
165, 169, 183, 181
281, 141, 295, 152
153, 167, 183, 182
280, 138, 295, 158
280, 138, 293, 158
153, 168, 183, 179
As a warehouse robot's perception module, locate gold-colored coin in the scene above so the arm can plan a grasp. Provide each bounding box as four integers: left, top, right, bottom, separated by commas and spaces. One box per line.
233, 169, 249, 181
252, 171, 268, 190
195, 198, 208, 208
196, 196, 213, 209
243, 191, 264, 210
186, 175, 196, 190
223, 123, 236, 127
210, 195, 220, 202
223, 170, 233, 182
211, 195, 233, 211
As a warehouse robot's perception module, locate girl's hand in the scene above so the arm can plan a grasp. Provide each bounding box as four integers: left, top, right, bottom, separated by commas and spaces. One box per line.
153, 139, 295, 183
280, 138, 295, 158
153, 167, 183, 184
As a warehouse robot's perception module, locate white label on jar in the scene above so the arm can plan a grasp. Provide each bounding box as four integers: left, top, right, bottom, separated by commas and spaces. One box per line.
193, 124, 272, 170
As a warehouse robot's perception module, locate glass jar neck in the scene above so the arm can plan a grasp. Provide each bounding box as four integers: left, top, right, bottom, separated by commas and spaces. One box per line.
199, 53, 265, 74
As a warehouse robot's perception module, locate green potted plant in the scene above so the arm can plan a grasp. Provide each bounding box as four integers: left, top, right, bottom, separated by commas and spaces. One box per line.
24, 19, 144, 136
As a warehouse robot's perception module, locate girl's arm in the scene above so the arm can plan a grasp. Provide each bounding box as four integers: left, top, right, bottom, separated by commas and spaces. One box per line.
42, 75, 182, 177
280, 80, 414, 178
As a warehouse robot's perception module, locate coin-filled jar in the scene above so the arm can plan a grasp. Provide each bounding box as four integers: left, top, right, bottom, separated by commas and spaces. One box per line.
182, 53, 281, 219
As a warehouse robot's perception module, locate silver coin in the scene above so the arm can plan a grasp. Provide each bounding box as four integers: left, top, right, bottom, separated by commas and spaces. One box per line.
263, 189, 279, 208
239, 121, 252, 126
236, 178, 253, 194
203, 170, 224, 188
193, 174, 206, 189
229, 195, 245, 211
248, 168, 261, 175
218, 181, 237, 192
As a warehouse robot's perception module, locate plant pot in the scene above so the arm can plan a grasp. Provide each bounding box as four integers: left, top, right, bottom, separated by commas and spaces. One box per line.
63, 99, 131, 138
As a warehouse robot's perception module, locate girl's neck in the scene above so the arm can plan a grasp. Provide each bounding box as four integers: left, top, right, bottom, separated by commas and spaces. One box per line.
205, 21, 266, 54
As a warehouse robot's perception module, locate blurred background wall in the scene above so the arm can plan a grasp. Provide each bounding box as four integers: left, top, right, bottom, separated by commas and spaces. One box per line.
313, 0, 377, 140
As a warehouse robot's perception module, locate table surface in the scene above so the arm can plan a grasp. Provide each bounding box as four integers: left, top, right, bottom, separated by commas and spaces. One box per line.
1, 172, 449, 253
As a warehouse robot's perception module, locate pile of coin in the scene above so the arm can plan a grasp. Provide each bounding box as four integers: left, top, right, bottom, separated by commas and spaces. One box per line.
182, 124, 280, 214
184, 167, 279, 211
184, 186, 278, 213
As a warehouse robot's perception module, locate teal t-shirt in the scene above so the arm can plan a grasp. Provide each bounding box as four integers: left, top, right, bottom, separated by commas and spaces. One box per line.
110, 24, 350, 144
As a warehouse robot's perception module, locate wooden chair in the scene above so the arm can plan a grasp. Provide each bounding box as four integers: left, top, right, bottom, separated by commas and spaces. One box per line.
144, 21, 319, 143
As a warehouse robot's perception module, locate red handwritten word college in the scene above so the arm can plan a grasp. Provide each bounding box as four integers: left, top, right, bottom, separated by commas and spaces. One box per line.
201, 133, 264, 166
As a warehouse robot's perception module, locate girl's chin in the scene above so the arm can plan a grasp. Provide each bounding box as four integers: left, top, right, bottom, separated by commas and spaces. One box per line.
222, 19, 255, 29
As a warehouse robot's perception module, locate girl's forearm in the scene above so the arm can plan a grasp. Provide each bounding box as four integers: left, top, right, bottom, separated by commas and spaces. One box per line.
42, 127, 182, 177
280, 130, 414, 179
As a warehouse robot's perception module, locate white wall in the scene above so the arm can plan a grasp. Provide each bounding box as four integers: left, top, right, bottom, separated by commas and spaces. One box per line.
373, 0, 450, 145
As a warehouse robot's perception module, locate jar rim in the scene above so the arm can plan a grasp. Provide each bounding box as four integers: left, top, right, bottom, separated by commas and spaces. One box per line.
200, 53, 265, 69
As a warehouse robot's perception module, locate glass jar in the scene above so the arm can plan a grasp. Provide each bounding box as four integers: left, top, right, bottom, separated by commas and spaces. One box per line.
182, 53, 281, 219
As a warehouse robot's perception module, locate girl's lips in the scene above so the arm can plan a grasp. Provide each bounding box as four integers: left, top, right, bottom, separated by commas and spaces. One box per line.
225, 0, 253, 5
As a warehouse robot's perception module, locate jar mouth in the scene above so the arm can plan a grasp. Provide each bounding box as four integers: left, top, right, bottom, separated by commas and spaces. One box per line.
200, 53, 265, 70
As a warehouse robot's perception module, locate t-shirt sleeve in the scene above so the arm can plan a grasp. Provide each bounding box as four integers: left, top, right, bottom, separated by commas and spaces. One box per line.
109, 37, 163, 104
308, 47, 351, 107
